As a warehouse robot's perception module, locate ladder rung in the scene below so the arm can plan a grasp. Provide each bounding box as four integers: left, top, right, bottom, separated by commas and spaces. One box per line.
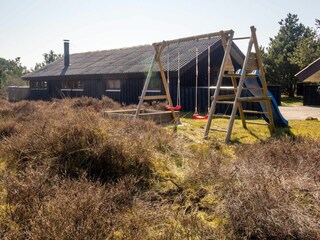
243, 110, 268, 114
223, 73, 259, 78
212, 114, 231, 118
210, 86, 263, 91
215, 94, 236, 100
246, 121, 269, 126
237, 96, 271, 102
233, 36, 251, 40
139, 95, 167, 100
210, 86, 236, 90
216, 100, 235, 104
210, 128, 228, 132
242, 87, 264, 90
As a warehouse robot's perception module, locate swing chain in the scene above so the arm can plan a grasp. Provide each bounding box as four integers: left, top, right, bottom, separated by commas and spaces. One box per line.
177, 42, 181, 106
207, 38, 211, 113
167, 45, 170, 93
195, 40, 199, 114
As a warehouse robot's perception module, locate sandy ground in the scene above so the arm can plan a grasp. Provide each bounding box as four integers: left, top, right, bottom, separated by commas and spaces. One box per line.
279, 106, 320, 120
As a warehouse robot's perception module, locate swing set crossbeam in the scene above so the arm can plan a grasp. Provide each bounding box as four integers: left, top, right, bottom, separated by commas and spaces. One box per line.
153, 30, 233, 47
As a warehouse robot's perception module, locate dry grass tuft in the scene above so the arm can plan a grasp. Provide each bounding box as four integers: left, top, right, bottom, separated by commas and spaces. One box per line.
0, 166, 138, 239
225, 137, 320, 239
1, 102, 175, 185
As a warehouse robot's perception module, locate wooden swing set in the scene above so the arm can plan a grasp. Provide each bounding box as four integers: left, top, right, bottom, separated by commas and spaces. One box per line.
105, 26, 275, 142
105, 30, 228, 124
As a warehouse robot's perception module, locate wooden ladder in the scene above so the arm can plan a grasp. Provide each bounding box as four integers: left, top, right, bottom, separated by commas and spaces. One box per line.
204, 26, 275, 142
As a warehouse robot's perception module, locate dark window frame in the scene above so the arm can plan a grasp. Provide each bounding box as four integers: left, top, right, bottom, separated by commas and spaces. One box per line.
61, 80, 84, 91
30, 80, 47, 90
105, 79, 121, 92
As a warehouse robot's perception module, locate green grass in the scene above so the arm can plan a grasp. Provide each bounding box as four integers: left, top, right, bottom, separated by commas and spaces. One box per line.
169, 115, 320, 144
281, 95, 303, 106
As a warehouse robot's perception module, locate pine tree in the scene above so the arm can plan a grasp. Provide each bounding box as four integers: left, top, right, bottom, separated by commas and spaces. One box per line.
263, 13, 309, 97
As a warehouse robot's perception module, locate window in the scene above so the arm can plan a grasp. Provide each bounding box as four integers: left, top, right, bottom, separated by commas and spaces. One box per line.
146, 77, 161, 93
61, 80, 83, 91
149, 78, 161, 90
106, 80, 121, 92
30, 80, 47, 90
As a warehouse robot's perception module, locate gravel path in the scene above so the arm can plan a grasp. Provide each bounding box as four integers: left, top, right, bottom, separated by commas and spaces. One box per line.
278, 106, 320, 120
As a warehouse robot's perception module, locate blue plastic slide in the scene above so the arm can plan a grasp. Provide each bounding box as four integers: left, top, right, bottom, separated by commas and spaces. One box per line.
236, 69, 288, 127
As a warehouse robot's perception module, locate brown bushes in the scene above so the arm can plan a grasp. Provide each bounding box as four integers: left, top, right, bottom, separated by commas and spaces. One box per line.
1, 100, 174, 184
0, 98, 185, 239
1, 98, 320, 239
226, 138, 320, 239
0, 166, 137, 239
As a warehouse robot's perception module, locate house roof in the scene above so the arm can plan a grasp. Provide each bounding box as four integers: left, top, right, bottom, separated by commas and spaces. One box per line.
295, 57, 320, 83
23, 37, 243, 80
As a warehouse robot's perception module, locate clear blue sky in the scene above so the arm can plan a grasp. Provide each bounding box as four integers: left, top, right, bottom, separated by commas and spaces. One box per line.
0, 0, 319, 69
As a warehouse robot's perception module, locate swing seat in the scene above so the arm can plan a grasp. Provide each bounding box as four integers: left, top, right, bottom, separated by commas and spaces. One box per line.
193, 113, 208, 120
165, 105, 182, 111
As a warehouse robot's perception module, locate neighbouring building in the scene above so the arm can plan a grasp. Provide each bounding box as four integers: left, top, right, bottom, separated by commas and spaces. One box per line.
295, 57, 320, 106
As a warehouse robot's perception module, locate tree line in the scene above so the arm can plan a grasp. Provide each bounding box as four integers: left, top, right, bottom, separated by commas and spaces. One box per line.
262, 14, 320, 97
0, 13, 319, 97
0, 51, 61, 89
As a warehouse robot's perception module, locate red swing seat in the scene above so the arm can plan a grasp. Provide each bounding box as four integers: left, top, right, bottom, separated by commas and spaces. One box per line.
192, 113, 208, 120
165, 105, 182, 111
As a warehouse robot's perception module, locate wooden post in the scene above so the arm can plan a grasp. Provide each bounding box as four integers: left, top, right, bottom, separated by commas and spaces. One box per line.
220, 31, 246, 129
134, 52, 157, 119
250, 26, 275, 132
225, 37, 254, 142
155, 43, 178, 124
204, 30, 234, 139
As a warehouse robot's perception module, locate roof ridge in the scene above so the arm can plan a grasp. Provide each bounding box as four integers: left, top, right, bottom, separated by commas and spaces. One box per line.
70, 44, 152, 56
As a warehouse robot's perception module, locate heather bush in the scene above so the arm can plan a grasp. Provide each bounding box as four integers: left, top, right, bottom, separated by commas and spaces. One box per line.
0, 120, 17, 139
0, 166, 138, 239
1, 98, 320, 239
69, 96, 122, 111
225, 137, 320, 239
1, 106, 175, 185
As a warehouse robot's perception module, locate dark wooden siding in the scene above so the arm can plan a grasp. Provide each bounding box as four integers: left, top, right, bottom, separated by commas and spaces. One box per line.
84, 79, 103, 99
303, 84, 320, 106
104, 78, 145, 104
29, 89, 49, 100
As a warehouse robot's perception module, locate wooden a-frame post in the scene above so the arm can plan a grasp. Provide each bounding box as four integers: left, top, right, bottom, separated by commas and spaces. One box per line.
134, 41, 178, 124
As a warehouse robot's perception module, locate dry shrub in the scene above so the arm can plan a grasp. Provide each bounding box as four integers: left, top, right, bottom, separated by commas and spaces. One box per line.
0, 166, 137, 239
0, 120, 17, 139
0, 98, 225, 239
115, 198, 218, 239
3, 112, 165, 184
0, 97, 122, 122
0, 99, 50, 124
0, 166, 217, 240
226, 137, 320, 239
184, 142, 223, 185
1, 103, 175, 184
69, 96, 122, 111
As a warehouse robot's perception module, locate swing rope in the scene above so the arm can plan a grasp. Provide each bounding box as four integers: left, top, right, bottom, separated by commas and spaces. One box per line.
207, 40, 211, 113
177, 42, 181, 106
167, 45, 170, 93
194, 40, 199, 115
193, 38, 212, 120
